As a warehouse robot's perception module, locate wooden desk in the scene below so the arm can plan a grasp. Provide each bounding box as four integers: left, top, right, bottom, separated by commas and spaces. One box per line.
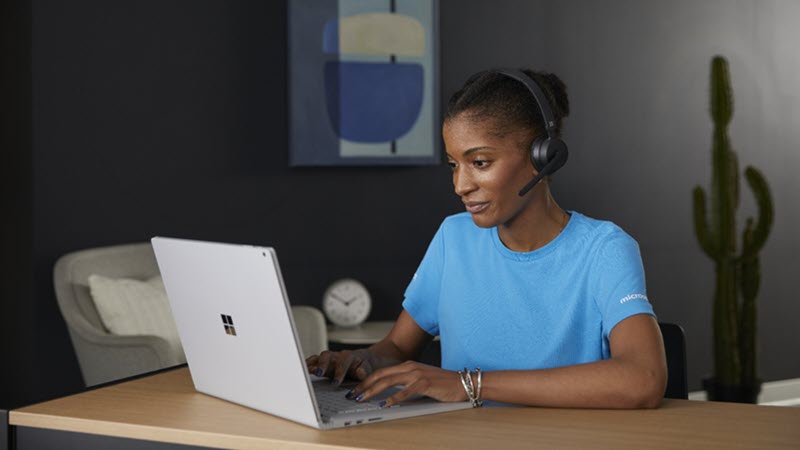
9, 367, 800, 450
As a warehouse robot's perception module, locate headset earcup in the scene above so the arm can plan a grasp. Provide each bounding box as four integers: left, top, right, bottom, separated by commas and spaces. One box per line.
530, 137, 568, 174
544, 138, 568, 174
530, 138, 549, 171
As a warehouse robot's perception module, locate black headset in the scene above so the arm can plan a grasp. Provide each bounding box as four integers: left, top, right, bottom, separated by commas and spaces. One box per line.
492, 69, 569, 197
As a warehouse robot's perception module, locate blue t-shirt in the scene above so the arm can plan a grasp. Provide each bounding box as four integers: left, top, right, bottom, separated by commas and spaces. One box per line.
402, 211, 655, 372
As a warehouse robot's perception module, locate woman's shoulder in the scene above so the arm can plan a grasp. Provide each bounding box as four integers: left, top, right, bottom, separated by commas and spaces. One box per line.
568, 211, 639, 249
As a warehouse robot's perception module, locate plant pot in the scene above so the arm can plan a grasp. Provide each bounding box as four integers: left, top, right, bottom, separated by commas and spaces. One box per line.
702, 377, 762, 404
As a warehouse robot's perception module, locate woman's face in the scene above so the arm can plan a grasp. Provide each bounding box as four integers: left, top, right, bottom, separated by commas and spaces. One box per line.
443, 115, 537, 229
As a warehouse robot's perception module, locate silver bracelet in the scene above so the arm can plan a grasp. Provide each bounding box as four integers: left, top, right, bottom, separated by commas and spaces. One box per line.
463, 367, 475, 398
457, 369, 476, 404
458, 368, 483, 407
475, 368, 483, 407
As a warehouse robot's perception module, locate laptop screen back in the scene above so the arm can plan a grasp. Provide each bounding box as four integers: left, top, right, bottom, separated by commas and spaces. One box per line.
151, 237, 319, 428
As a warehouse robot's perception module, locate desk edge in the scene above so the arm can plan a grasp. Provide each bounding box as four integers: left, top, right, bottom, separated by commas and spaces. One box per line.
9, 411, 363, 450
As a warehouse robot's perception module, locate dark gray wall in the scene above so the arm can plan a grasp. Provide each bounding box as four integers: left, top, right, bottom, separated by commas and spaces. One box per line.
539, 0, 800, 392
26, 0, 460, 404
0, 0, 34, 409
3, 0, 797, 407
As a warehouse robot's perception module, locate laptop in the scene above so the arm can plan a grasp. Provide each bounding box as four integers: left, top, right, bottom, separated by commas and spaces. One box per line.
151, 237, 471, 429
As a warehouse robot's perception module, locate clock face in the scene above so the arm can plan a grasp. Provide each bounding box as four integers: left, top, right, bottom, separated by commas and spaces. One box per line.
323, 279, 371, 327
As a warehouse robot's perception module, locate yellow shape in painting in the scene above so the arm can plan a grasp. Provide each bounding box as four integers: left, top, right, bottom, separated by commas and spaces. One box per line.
339, 13, 425, 56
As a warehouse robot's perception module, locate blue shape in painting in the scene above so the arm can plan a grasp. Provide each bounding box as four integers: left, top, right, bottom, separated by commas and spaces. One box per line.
322, 19, 339, 53
324, 61, 423, 143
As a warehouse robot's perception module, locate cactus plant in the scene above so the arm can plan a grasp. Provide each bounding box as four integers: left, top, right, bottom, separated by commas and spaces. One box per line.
693, 55, 774, 400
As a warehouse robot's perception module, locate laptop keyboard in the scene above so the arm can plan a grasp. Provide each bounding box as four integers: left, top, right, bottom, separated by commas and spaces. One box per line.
314, 382, 395, 416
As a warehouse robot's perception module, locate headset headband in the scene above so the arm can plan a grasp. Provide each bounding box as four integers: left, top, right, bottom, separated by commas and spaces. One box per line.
493, 69, 558, 139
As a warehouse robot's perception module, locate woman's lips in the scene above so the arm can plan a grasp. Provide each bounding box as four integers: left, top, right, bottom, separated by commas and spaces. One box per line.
464, 202, 489, 214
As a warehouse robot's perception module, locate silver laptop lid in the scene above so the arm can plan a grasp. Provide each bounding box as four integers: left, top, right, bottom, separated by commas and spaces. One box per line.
151, 237, 321, 428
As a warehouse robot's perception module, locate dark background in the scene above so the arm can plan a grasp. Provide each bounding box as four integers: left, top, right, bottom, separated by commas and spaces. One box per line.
2, 0, 799, 409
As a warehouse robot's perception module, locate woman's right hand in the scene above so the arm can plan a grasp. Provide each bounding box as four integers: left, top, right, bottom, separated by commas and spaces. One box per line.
306, 349, 380, 386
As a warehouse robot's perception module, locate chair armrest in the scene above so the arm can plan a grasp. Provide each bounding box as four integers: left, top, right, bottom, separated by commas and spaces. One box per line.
61, 312, 183, 386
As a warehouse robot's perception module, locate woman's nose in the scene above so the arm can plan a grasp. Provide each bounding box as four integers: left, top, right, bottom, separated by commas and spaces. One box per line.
454, 169, 477, 196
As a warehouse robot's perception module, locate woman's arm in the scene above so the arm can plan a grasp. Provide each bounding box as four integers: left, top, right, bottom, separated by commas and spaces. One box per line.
352, 313, 667, 409
480, 314, 667, 408
370, 310, 434, 361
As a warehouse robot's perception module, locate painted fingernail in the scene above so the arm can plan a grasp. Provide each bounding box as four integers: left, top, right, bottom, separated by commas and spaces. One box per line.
355, 394, 364, 402
378, 400, 387, 407
345, 390, 354, 399
315, 369, 323, 377
331, 378, 340, 385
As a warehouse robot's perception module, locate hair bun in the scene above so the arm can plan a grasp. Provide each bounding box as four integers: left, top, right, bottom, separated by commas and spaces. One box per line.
522, 70, 570, 120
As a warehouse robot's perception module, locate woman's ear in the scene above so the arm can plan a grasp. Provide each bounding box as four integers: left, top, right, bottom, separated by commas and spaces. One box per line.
528, 154, 539, 175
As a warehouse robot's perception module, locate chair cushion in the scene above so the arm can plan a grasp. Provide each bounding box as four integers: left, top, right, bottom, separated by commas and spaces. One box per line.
88, 274, 185, 361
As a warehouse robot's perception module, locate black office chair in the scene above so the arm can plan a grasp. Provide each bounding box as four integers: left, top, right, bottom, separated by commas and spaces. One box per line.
659, 322, 688, 399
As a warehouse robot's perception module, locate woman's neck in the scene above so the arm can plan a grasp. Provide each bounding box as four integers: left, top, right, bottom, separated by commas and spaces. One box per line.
497, 187, 569, 253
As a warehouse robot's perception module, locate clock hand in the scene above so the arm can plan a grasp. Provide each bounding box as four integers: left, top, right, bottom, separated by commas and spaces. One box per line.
330, 292, 348, 305
344, 295, 360, 306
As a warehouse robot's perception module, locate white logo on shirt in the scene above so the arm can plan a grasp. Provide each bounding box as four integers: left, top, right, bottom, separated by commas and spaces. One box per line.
619, 294, 648, 304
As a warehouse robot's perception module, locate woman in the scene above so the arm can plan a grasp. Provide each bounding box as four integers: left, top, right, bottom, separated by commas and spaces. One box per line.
307, 69, 667, 409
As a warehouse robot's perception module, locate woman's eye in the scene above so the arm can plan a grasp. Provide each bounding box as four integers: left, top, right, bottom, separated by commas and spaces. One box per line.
473, 160, 490, 168
447, 161, 457, 169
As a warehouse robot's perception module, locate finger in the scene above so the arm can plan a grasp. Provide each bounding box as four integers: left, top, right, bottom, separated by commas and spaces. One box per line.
315, 351, 334, 377
381, 379, 425, 408
357, 361, 415, 393
305, 355, 319, 373
343, 363, 371, 399
344, 357, 364, 379
356, 372, 412, 403
332, 352, 355, 386
351, 359, 372, 381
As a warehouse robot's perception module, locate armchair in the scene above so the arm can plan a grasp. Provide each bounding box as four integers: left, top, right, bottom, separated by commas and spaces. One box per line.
54, 243, 327, 387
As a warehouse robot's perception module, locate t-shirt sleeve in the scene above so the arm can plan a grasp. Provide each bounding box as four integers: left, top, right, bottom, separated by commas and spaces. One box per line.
401, 223, 445, 336
591, 229, 656, 341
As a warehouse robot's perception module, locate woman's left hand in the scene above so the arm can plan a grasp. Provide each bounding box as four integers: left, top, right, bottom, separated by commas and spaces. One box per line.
348, 360, 469, 407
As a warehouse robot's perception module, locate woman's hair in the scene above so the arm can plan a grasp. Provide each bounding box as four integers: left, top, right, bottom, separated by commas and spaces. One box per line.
444, 69, 570, 143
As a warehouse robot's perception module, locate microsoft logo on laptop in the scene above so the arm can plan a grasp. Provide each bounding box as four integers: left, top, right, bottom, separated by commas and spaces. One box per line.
221, 314, 237, 336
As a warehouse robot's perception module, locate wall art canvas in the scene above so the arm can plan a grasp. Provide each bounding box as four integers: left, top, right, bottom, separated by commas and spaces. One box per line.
289, 0, 439, 166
